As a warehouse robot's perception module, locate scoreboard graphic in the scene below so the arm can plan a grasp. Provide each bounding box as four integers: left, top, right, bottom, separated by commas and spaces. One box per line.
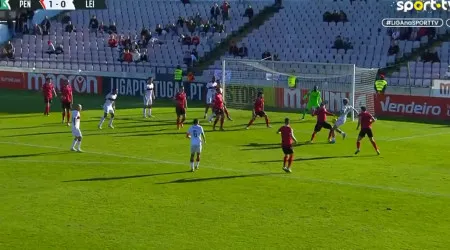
0, 0, 106, 10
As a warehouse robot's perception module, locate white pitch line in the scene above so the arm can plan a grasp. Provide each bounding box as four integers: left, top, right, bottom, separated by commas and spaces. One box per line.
384, 131, 450, 141
1, 141, 449, 199
0, 159, 151, 165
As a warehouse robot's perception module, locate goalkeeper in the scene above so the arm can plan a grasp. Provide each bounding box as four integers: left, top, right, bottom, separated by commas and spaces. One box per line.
301, 86, 322, 120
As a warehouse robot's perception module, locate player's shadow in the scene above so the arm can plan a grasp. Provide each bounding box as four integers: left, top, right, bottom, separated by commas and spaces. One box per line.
0, 151, 65, 159
241, 142, 305, 151
63, 171, 188, 182
251, 155, 360, 164
157, 172, 284, 184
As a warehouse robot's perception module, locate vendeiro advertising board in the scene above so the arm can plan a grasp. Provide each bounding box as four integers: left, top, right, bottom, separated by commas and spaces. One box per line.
375, 94, 450, 120
28, 73, 102, 94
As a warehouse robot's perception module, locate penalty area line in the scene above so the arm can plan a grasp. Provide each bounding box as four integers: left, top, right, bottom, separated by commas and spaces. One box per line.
0, 141, 449, 199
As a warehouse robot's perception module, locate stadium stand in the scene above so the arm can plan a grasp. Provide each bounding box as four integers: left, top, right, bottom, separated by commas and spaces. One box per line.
202, 0, 449, 83
1, 0, 271, 73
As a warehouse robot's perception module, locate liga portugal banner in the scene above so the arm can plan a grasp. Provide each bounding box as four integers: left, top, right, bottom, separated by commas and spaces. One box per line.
375, 94, 450, 120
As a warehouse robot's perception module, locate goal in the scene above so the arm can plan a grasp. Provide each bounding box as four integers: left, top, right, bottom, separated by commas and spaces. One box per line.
218, 58, 379, 121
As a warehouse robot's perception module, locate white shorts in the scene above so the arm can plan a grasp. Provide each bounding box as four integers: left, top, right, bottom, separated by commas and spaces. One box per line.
334, 117, 346, 128
103, 104, 114, 114
206, 93, 214, 104
190, 144, 202, 154
144, 96, 153, 106
72, 128, 82, 137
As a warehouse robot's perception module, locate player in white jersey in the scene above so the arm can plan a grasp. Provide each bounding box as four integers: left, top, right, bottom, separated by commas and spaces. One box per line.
333, 98, 359, 139
204, 76, 217, 118
186, 119, 206, 172
99, 88, 118, 129
143, 77, 156, 118
70, 104, 83, 152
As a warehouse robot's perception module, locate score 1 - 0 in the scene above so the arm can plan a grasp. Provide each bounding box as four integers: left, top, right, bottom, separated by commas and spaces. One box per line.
41, 0, 76, 10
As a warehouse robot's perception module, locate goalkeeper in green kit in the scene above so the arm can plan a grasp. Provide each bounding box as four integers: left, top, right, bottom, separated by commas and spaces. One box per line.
302, 86, 322, 120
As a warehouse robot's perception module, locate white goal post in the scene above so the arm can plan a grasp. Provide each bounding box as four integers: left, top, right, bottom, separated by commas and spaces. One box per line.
219, 58, 379, 121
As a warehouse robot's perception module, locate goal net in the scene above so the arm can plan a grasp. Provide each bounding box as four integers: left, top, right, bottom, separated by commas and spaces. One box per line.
218, 58, 379, 121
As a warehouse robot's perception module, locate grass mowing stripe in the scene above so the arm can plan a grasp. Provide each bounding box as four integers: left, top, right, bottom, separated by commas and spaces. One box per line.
1, 140, 449, 199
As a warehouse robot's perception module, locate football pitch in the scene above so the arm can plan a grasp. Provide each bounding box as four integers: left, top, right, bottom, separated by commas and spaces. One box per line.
0, 90, 449, 249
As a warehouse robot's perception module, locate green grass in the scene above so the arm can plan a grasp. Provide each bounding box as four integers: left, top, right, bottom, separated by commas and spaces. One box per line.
0, 90, 449, 249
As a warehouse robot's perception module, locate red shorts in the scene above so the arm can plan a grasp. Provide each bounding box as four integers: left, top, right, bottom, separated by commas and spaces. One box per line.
44, 97, 52, 103
176, 106, 186, 116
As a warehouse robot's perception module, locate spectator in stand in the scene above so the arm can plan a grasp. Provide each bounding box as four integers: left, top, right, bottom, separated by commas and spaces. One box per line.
428, 27, 436, 40
192, 35, 200, 48
124, 35, 132, 49
108, 34, 118, 47
417, 27, 428, 40
262, 51, 271, 60
155, 24, 163, 36
132, 49, 141, 62
41, 16, 51, 35
221, 1, 231, 22
392, 28, 400, 40
150, 37, 164, 47
211, 3, 221, 21
181, 34, 192, 46
109, 22, 117, 34
177, 16, 185, 28
192, 48, 199, 59
229, 41, 238, 56
33, 24, 43, 35
46, 41, 64, 55
141, 27, 150, 41
2, 41, 15, 59
164, 24, 171, 35
194, 13, 202, 26
187, 72, 195, 83
187, 20, 196, 35
201, 20, 210, 35
181, 0, 191, 4
238, 43, 248, 58
98, 21, 106, 34
123, 49, 133, 62
46, 40, 56, 54
140, 50, 148, 62
170, 23, 178, 36
62, 13, 71, 24
422, 49, 440, 63
65, 21, 75, 33
388, 40, 399, 56
138, 35, 149, 48
132, 41, 140, 51
323, 11, 332, 22
273, 54, 279, 61
243, 5, 254, 19
332, 35, 344, 49
339, 10, 348, 22
190, 51, 198, 67
89, 15, 99, 33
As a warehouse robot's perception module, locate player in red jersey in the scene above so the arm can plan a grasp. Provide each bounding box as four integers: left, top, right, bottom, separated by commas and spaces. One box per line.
60, 79, 73, 126
246, 91, 271, 129
207, 83, 233, 122
42, 77, 57, 116
310, 102, 335, 143
212, 88, 225, 131
277, 118, 298, 173
355, 106, 380, 155
175, 86, 188, 130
